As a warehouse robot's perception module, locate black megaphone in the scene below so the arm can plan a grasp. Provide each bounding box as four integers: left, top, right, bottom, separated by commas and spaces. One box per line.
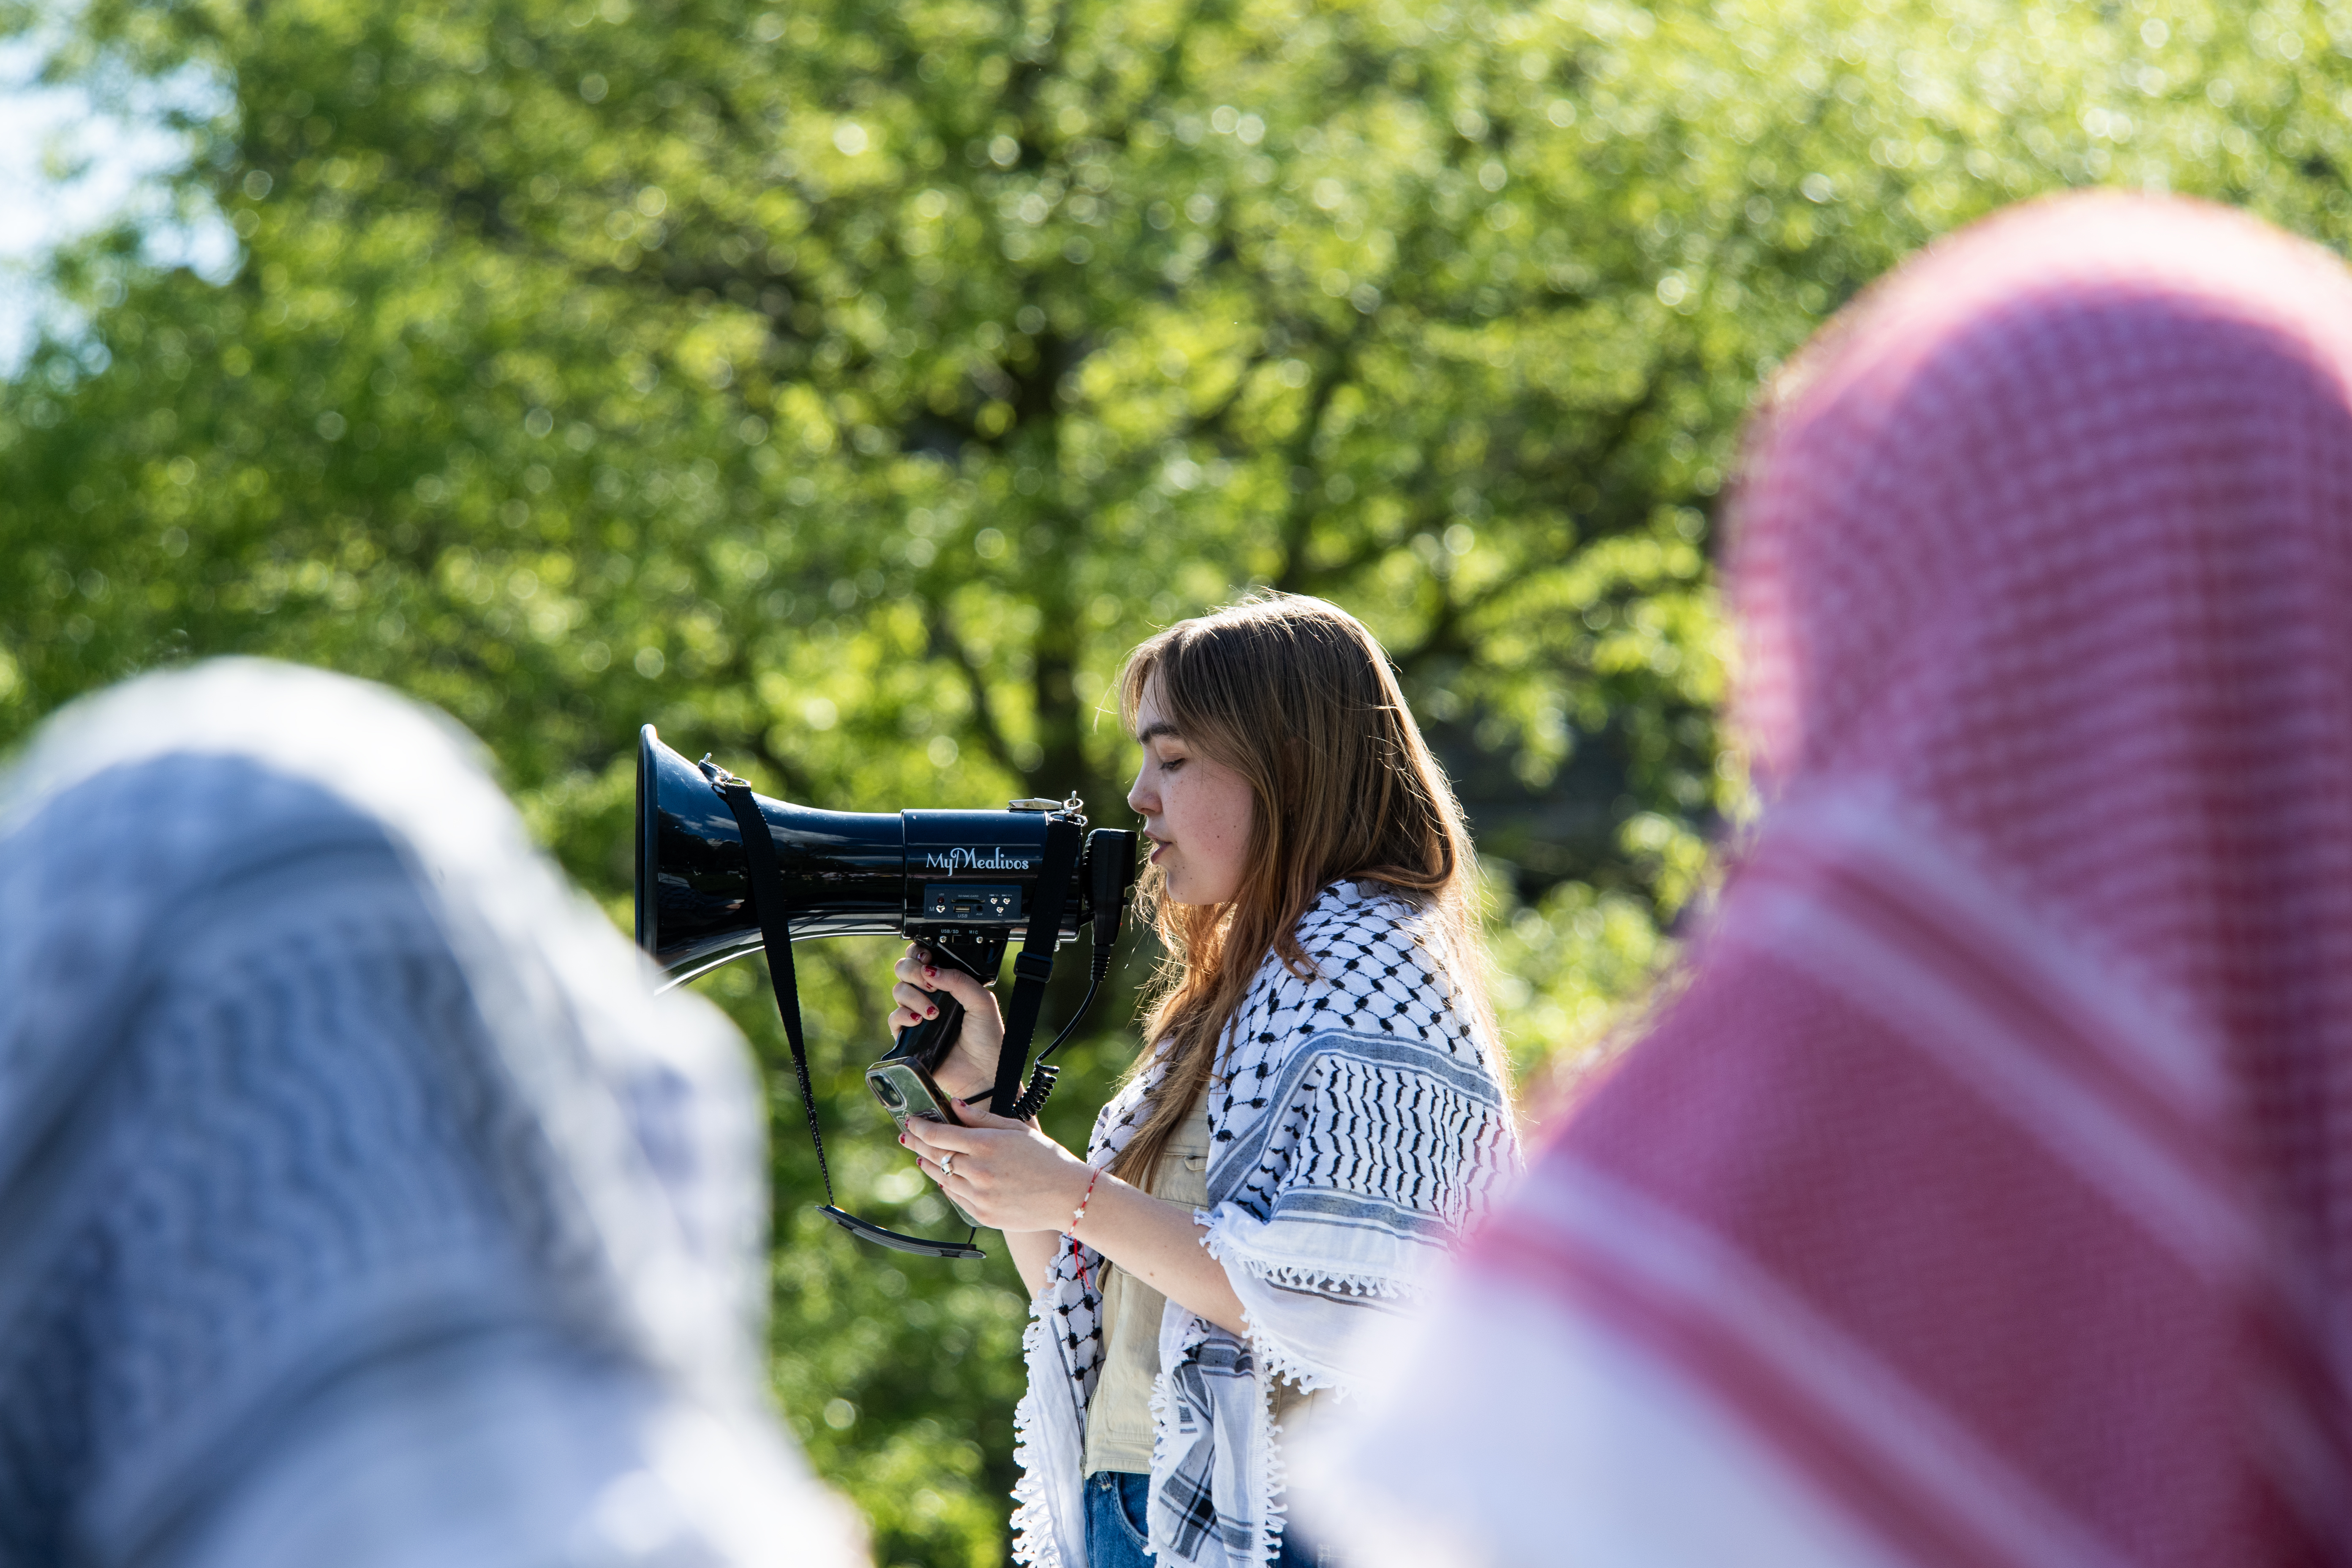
635, 724, 1138, 1258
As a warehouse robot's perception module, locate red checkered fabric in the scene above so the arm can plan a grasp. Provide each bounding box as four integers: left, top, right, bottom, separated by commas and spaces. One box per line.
1482, 193, 2352, 1568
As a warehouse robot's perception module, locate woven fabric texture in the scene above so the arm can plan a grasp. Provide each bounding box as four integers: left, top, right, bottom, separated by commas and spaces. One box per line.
0, 660, 860, 1568
1011, 880, 1515, 1568
1314, 191, 2352, 1568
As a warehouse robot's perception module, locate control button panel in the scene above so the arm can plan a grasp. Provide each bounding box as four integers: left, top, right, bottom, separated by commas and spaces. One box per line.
923, 883, 1022, 921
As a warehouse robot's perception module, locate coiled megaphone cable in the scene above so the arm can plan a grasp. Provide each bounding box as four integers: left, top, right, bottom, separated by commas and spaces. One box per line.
970, 879, 1125, 1122
1004, 935, 1117, 1119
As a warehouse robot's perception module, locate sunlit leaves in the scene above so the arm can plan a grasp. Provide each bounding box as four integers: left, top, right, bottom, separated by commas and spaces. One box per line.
11, 0, 2352, 1560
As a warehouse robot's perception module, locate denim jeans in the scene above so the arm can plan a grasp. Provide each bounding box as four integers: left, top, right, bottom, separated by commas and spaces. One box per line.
1084, 1471, 1326, 1568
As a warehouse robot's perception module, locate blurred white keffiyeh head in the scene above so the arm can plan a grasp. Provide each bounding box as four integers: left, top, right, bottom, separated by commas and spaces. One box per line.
0, 658, 866, 1568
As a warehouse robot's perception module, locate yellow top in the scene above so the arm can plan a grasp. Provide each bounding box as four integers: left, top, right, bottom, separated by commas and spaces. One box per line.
1080, 1095, 1321, 1475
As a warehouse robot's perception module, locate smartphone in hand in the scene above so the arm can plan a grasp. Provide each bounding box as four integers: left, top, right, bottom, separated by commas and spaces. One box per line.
867, 1059, 979, 1227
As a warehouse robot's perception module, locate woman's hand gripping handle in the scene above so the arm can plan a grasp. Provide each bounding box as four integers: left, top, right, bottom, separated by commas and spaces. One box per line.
888, 943, 1006, 1104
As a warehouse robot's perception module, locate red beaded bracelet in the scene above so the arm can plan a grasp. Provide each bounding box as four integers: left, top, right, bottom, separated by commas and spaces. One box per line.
1066, 1167, 1106, 1295
1067, 1165, 1103, 1235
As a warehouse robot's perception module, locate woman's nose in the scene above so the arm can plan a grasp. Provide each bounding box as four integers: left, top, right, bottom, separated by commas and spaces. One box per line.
1127, 767, 1154, 817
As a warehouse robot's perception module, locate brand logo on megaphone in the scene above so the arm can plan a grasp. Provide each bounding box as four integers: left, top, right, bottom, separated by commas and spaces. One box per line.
922, 847, 1037, 872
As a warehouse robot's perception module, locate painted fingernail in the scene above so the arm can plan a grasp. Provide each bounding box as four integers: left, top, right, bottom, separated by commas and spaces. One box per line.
925, 966, 938, 980
926, 1005, 939, 1018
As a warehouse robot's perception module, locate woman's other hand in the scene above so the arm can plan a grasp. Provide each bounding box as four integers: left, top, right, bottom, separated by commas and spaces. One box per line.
899, 1110, 1092, 1235
887, 942, 1005, 1101
901, 1110, 1252, 1333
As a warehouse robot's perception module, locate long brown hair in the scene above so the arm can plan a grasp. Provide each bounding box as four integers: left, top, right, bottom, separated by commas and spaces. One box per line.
1108, 592, 1493, 1184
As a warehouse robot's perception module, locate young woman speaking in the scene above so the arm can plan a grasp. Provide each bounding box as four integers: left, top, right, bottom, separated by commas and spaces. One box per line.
887, 593, 1519, 1568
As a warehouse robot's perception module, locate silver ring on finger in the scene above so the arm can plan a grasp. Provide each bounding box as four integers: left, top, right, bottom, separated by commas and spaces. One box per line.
939, 1152, 955, 1180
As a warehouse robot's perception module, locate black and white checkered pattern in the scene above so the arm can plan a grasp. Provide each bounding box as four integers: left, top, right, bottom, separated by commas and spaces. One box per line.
1011, 880, 1517, 1568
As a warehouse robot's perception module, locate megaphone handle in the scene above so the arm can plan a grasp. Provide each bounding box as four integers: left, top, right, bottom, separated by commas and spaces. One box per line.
896, 996, 966, 1073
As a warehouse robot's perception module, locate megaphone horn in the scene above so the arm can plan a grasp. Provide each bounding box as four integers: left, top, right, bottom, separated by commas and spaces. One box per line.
636, 724, 910, 984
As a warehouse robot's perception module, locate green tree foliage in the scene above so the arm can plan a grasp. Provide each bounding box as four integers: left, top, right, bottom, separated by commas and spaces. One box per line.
5, 0, 2349, 1560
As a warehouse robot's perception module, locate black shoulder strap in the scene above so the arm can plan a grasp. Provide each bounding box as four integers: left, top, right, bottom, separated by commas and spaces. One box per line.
990, 816, 1085, 1117
710, 764, 984, 1260
711, 772, 836, 1207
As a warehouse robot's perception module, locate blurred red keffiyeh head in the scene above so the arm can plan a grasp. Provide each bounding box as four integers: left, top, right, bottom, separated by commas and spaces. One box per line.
1298, 192, 2352, 1568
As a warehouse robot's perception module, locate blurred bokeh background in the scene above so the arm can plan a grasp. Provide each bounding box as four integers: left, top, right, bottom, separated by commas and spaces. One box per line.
3, 0, 2346, 1561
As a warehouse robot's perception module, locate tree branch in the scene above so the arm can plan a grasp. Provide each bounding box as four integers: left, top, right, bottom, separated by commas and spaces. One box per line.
927, 606, 1022, 779
1268, 314, 1373, 593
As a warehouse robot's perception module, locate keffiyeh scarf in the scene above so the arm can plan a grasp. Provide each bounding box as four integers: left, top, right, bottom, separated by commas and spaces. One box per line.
1301, 194, 2352, 1568
1010, 880, 1517, 1568
0, 660, 859, 1568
